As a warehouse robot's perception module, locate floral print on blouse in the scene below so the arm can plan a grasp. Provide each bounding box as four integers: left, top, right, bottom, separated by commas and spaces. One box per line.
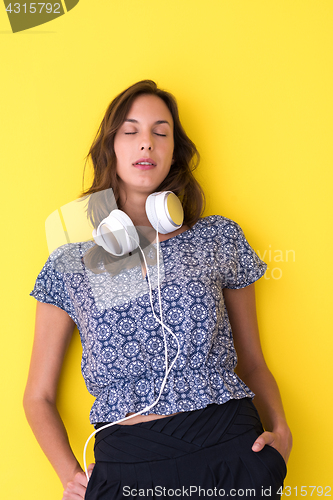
30, 215, 267, 423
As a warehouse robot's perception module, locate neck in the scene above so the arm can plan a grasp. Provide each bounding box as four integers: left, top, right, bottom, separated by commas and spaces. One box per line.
119, 190, 150, 227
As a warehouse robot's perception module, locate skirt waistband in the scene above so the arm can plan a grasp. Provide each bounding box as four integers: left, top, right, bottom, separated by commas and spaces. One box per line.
93, 398, 262, 464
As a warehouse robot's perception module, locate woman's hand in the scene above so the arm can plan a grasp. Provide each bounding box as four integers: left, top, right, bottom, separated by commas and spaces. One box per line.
252, 426, 293, 463
62, 463, 95, 500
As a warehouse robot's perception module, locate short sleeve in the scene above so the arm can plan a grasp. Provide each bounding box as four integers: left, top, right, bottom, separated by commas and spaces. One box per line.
219, 219, 267, 289
30, 252, 78, 322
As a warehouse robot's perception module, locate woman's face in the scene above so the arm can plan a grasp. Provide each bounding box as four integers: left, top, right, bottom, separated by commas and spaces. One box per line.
114, 94, 174, 197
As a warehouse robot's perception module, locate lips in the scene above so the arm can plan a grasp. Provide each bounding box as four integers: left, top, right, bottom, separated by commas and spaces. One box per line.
133, 157, 157, 170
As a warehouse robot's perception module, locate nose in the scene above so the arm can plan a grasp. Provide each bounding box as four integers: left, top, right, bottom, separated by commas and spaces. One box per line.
140, 131, 153, 151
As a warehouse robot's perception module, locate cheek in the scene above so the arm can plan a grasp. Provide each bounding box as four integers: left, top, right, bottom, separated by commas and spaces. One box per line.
163, 139, 174, 162
114, 135, 121, 153
114, 138, 128, 165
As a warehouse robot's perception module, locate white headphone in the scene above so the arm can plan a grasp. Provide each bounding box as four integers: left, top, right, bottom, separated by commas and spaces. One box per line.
92, 191, 184, 255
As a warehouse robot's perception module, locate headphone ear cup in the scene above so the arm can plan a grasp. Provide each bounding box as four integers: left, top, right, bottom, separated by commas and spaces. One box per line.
145, 194, 160, 233
93, 210, 139, 256
92, 228, 105, 248
111, 210, 140, 253
146, 192, 184, 234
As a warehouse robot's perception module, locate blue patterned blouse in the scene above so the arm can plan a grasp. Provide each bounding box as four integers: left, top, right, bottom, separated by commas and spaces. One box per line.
30, 215, 267, 423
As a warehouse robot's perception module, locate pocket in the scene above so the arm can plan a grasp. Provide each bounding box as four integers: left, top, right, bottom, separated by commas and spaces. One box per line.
85, 462, 109, 500
265, 445, 287, 478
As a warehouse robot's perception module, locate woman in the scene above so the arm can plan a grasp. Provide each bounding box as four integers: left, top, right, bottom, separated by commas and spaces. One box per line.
24, 80, 292, 499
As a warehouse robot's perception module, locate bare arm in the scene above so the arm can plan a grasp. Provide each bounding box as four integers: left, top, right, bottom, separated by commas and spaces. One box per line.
23, 302, 91, 495
223, 284, 292, 462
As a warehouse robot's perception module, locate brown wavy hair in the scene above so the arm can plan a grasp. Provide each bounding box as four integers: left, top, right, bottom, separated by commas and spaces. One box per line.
82, 80, 205, 228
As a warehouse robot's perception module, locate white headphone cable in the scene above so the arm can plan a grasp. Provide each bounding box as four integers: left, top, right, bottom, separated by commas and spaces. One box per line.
83, 221, 180, 480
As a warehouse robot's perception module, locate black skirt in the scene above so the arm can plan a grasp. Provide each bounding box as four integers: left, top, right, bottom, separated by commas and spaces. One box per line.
85, 398, 287, 499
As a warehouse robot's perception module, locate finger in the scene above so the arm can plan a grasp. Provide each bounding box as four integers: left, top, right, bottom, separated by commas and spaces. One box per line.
62, 489, 86, 500
63, 486, 86, 500
252, 431, 274, 452
73, 471, 89, 488
87, 462, 95, 478
63, 478, 87, 499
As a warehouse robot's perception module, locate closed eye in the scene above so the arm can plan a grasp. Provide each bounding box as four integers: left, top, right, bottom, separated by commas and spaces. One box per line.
124, 131, 166, 136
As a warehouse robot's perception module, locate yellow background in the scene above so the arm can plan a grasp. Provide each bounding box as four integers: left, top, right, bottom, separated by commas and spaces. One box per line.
1, 1, 332, 497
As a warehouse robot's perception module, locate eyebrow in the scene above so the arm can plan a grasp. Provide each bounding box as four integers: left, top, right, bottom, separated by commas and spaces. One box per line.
124, 119, 171, 126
